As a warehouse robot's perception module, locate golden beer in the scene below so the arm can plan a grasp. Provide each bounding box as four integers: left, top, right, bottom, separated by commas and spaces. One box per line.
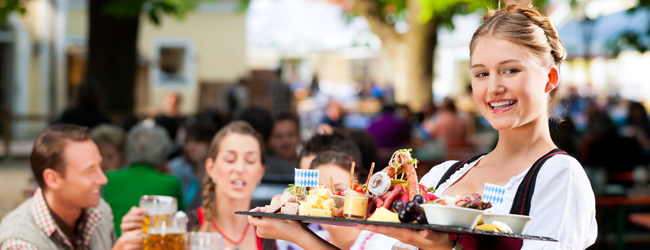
142, 214, 174, 234
144, 230, 186, 250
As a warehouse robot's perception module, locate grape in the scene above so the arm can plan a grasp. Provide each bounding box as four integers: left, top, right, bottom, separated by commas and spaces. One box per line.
404, 201, 420, 214
415, 211, 428, 225
398, 209, 412, 223
413, 195, 425, 204
392, 200, 405, 212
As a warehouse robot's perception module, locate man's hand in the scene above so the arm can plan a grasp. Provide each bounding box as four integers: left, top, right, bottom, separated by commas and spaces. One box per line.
121, 207, 147, 233
112, 230, 144, 250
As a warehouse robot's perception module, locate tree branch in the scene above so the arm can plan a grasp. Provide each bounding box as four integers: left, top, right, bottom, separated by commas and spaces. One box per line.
352, 0, 402, 44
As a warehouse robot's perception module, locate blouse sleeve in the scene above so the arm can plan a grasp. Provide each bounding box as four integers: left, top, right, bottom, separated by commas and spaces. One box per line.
522, 155, 598, 250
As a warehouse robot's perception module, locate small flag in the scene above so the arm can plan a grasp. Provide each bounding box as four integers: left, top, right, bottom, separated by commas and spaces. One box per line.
295, 169, 319, 187
483, 183, 505, 204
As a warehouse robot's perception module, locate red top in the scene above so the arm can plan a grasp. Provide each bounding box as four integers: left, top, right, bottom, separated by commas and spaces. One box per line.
198, 207, 263, 250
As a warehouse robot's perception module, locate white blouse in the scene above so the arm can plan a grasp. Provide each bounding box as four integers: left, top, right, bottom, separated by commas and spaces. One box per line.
419, 154, 598, 249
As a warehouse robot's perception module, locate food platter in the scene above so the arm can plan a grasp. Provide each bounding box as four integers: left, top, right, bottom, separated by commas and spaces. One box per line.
236, 211, 558, 242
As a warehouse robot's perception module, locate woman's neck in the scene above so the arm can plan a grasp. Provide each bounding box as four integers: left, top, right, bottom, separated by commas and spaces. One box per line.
214, 191, 251, 234
493, 116, 556, 159
327, 227, 360, 250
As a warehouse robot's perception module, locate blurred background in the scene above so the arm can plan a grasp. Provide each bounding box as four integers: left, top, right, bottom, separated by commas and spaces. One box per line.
1, 0, 650, 249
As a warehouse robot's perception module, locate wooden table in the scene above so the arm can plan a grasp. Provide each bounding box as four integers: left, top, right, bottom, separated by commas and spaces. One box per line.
596, 196, 650, 206
629, 213, 650, 229
595, 196, 650, 250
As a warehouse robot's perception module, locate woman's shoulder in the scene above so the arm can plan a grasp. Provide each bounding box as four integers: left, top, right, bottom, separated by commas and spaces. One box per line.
419, 160, 460, 187
539, 153, 585, 178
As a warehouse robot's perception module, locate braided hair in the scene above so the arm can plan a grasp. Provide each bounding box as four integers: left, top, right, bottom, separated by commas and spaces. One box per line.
199, 121, 266, 231
469, 4, 567, 112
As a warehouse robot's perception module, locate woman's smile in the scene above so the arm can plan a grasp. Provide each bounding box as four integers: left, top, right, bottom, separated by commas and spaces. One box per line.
488, 99, 518, 113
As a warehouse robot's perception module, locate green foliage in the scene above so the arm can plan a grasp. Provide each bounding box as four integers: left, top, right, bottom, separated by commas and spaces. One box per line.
0, 0, 28, 22
107, 0, 250, 25
607, 0, 650, 56
344, 0, 548, 32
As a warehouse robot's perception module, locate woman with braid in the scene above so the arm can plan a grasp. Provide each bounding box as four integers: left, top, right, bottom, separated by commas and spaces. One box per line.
191, 121, 276, 250
250, 4, 597, 249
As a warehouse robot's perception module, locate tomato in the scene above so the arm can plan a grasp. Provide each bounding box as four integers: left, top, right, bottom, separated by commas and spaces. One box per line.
354, 184, 364, 193
336, 191, 344, 196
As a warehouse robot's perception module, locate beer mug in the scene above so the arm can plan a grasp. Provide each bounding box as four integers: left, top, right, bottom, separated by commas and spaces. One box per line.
187, 232, 223, 250
139, 195, 177, 234
140, 195, 186, 250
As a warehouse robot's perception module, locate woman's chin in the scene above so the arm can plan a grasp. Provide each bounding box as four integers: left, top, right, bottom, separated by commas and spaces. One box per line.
487, 121, 518, 131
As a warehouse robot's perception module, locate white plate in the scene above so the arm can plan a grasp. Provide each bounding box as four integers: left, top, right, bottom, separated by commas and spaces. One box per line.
480, 213, 532, 234
421, 204, 485, 228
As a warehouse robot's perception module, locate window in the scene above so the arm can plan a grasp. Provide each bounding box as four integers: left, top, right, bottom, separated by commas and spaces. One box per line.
151, 38, 195, 87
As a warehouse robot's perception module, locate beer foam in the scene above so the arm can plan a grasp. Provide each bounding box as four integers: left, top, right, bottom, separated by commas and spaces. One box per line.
148, 227, 186, 235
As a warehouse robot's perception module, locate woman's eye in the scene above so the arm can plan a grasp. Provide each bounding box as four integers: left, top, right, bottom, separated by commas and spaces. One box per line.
504, 68, 520, 74
224, 155, 236, 163
474, 72, 488, 78
245, 157, 257, 164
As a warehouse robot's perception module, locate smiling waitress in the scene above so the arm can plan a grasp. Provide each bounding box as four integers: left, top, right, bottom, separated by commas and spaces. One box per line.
249, 4, 597, 250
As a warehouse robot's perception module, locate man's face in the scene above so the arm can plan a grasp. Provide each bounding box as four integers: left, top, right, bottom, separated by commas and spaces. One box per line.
268, 120, 300, 161
55, 140, 107, 208
185, 139, 210, 166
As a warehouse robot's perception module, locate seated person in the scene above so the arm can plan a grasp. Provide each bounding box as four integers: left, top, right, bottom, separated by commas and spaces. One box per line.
169, 119, 220, 211
90, 124, 127, 172
266, 113, 302, 177
299, 132, 362, 171
367, 105, 411, 148
308, 151, 398, 250
0, 124, 143, 250
102, 124, 184, 237
423, 97, 473, 148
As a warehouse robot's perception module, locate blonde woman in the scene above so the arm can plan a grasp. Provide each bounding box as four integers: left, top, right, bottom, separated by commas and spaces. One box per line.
250, 4, 597, 250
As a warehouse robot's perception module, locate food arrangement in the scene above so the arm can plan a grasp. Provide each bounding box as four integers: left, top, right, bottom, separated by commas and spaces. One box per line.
257, 148, 530, 238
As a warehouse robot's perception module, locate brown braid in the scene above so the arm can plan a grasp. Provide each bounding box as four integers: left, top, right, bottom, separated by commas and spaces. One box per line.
198, 121, 266, 232
199, 174, 217, 232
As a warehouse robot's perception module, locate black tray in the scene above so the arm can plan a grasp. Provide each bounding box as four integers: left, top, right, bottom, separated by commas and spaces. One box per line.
236, 211, 557, 242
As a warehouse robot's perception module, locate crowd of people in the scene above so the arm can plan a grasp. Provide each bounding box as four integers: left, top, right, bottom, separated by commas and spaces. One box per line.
1, 3, 650, 250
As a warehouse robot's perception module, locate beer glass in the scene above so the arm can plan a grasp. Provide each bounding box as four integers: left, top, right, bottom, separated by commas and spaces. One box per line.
140, 195, 186, 250
139, 195, 177, 234
187, 232, 223, 250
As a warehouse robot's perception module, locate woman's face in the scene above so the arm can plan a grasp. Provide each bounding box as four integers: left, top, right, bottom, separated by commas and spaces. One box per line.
98, 144, 122, 172
315, 163, 353, 193
470, 37, 558, 131
205, 133, 265, 200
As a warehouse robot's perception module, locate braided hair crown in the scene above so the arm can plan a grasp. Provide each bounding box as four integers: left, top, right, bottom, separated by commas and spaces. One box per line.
470, 4, 567, 67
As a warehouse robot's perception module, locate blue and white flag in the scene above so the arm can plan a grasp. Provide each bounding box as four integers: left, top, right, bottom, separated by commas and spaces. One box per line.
295, 169, 319, 187
483, 183, 505, 204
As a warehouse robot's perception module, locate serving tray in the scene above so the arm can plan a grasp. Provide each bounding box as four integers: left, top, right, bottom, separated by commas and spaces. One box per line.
235, 211, 557, 242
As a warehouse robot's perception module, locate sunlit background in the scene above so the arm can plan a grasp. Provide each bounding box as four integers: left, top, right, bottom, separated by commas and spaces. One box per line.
1, 0, 650, 249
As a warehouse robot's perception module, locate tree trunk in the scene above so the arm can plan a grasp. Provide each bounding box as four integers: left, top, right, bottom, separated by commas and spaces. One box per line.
357, 0, 438, 111
87, 0, 141, 114
391, 16, 437, 111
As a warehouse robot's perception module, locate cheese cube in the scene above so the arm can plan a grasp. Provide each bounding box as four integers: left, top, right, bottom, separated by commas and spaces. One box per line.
330, 207, 337, 214
307, 195, 324, 207
321, 199, 336, 211
316, 188, 332, 199
299, 202, 312, 216
309, 208, 332, 217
